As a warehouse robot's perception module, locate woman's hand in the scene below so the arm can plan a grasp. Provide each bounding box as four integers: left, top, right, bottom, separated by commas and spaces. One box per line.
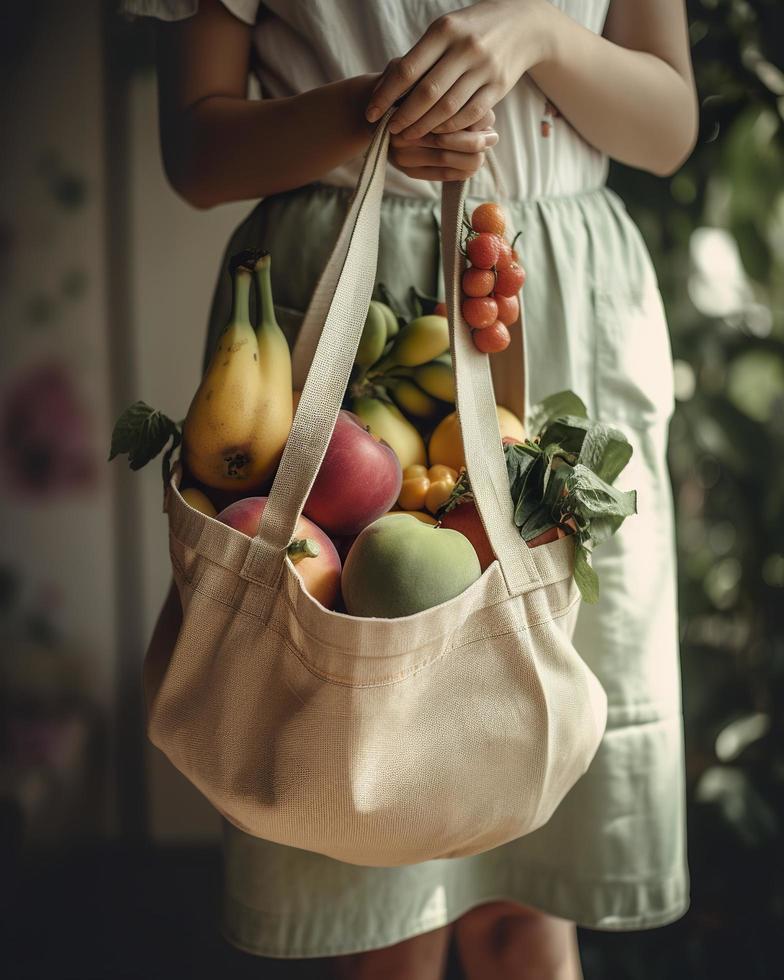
366, 0, 554, 139
389, 111, 498, 182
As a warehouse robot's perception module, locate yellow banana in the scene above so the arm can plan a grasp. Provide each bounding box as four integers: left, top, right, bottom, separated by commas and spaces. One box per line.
351, 395, 427, 469
413, 357, 456, 403
386, 377, 442, 420
375, 300, 399, 339
183, 251, 292, 492
374, 315, 450, 371
355, 302, 388, 373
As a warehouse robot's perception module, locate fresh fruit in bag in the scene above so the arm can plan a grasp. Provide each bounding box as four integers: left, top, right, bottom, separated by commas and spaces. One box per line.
397, 463, 458, 515
351, 395, 427, 470
180, 487, 217, 517
354, 301, 389, 374
373, 314, 449, 371
428, 405, 525, 472
439, 499, 576, 572
182, 250, 292, 492
303, 409, 402, 536
413, 354, 455, 403
342, 514, 481, 618
385, 376, 442, 421
217, 497, 341, 609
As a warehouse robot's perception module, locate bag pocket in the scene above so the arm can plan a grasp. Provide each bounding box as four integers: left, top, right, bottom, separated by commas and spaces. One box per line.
593, 272, 675, 430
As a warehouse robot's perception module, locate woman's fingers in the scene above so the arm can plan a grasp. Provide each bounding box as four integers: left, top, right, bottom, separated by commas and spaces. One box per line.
391, 144, 485, 172
366, 22, 451, 122
393, 70, 486, 141
466, 108, 496, 132
389, 126, 496, 181
395, 129, 498, 153
431, 85, 500, 134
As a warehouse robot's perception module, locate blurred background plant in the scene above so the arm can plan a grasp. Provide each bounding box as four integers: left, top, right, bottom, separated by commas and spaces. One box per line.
578, 1, 784, 976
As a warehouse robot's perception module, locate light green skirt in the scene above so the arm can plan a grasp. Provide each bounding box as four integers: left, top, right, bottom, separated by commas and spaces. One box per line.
201, 182, 690, 958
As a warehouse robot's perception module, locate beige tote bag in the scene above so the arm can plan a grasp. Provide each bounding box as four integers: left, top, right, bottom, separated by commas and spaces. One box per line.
150, 111, 608, 868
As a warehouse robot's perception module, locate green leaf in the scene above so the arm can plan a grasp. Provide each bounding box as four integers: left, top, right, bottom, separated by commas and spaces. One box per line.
504, 441, 541, 500
558, 463, 638, 529
573, 543, 600, 604
537, 415, 592, 456
510, 453, 547, 528
108, 401, 181, 471
519, 501, 559, 541
527, 390, 587, 437
577, 421, 634, 484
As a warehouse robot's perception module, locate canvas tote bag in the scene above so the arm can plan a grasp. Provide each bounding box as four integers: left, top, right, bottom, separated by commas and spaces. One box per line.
149, 110, 608, 867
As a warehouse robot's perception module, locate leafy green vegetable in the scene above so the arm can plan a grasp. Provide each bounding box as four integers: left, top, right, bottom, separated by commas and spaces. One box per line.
108, 401, 182, 484
526, 391, 587, 438
442, 389, 637, 604
577, 421, 633, 484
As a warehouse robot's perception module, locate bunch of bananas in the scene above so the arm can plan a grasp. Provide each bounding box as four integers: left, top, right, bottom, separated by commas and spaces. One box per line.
348, 299, 456, 469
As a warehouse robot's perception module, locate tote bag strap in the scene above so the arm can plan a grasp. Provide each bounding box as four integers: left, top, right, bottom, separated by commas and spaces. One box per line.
240, 112, 543, 599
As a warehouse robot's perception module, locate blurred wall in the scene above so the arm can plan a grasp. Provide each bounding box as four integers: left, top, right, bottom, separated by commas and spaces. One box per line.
126, 73, 251, 840
0, 1, 118, 835
0, 2, 252, 843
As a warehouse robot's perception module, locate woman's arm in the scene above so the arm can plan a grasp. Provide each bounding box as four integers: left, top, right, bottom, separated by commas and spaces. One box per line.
155, 0, 376, 208
156, 0, 498, 208
366, 0, 698, 178
529, 0, 698, 176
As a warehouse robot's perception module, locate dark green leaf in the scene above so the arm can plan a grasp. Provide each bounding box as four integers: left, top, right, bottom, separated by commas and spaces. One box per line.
511, 454, 547, 528
108, 401, 181, 471
578, 421, 634, 484
527, 390, 588, 437
573, 543, 600, 604
537, 415, 592, 456
559, 463, 638, 530
519, 501, 559, 541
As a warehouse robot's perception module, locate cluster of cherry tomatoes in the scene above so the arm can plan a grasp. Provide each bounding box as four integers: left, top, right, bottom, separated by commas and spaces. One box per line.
460, 202, 525, 354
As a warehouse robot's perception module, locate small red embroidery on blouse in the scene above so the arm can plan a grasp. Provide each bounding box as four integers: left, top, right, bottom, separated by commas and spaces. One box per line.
540, 99, 561, 138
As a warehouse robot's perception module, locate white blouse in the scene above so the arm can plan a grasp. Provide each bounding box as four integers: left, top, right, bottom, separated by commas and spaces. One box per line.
123, 0, 611, 201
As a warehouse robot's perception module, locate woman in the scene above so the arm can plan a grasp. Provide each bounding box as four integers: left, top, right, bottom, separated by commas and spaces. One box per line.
130, 1, 697, 976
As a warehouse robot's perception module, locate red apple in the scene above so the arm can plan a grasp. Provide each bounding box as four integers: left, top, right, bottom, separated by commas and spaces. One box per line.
217, 497, 341, 609
439, 501, 496, 570
439, 500, 576, 570
304, 409, 402, 536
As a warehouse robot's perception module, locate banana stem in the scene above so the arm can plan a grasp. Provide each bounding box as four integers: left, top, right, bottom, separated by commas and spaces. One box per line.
287, 537, 320, 563
254, 253, 280, 332
230, 266, 253, 325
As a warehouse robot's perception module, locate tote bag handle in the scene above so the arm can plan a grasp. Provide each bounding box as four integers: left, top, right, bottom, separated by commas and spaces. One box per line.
240, 111, 543, 598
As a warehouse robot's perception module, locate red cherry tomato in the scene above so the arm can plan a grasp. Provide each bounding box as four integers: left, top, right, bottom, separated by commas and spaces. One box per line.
472, 321, 511, 353
462, 297, 498, 329
494, 260, 526, 297
470, 202, 507, 237
494, 293, 519, 326
462, 267, 496, 297
466, 233, 501, 270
